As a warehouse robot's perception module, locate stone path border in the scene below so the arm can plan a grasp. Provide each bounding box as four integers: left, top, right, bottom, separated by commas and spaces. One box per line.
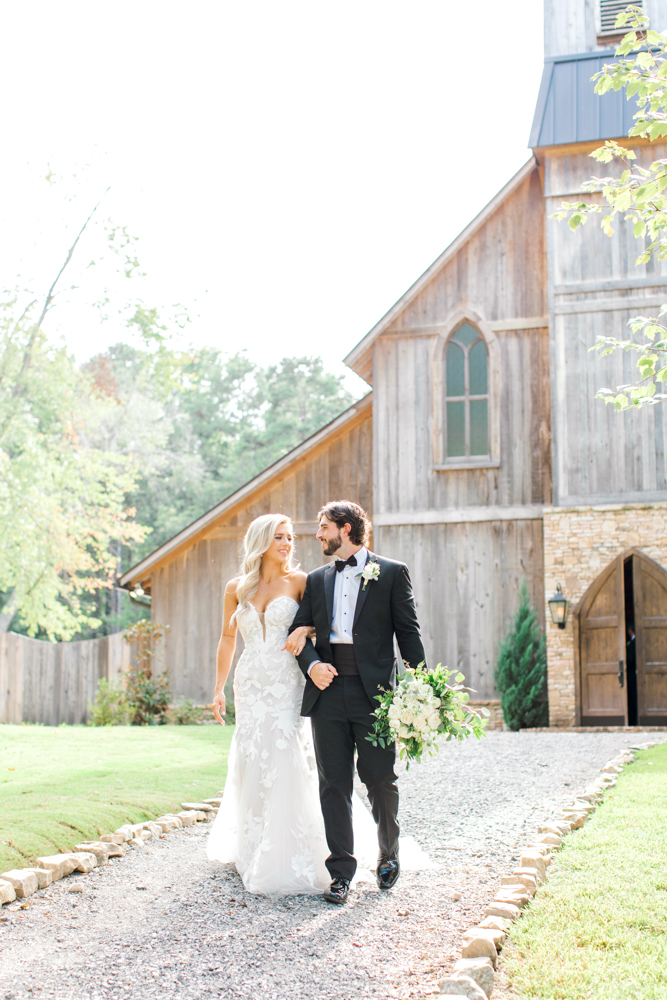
0, 799, 221, 908
434, 739, 662, 999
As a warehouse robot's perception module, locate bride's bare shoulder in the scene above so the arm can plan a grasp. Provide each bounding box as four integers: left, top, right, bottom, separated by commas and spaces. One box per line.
225, 577, 241, 599
288, 569, 308, 599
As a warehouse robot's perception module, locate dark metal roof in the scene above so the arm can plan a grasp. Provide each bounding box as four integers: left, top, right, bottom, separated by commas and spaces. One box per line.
529, 49, 639, 147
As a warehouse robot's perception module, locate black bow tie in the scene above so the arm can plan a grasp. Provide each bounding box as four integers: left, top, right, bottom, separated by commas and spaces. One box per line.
335, 555, 358, 573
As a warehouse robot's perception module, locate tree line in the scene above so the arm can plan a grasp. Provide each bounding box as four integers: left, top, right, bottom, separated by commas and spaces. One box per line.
0, 219, 359, 642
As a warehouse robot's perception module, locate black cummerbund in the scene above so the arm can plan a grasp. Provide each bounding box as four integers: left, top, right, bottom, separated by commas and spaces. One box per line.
331, 644, 359, 676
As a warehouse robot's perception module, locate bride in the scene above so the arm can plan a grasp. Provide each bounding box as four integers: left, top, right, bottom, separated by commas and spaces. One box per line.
207, 513, 375, 896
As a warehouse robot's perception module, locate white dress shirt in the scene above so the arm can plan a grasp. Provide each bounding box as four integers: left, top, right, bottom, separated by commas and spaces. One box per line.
307, 546, 368, 675
330, 546, 368, 644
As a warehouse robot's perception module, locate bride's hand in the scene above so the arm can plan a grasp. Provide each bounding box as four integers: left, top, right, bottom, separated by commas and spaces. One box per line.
212, 690, 226, 725
282, 626, 315, 656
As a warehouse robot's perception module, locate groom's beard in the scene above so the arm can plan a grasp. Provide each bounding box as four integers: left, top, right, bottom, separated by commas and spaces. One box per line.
321, 532, 343, 557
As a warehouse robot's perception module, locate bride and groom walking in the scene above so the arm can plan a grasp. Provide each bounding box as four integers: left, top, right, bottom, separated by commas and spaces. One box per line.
207, 500, 426, 903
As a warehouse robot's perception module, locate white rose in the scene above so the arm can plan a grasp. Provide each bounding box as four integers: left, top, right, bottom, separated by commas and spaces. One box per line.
400, 709, 415, 726
399, 725, 411, 738
388, 704, 400, 720
427, 712, 441, 730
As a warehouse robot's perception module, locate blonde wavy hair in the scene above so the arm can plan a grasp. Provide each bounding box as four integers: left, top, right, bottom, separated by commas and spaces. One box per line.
231, 513, 296, 622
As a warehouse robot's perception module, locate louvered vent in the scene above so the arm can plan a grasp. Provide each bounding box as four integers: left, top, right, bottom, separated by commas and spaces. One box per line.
599, 0, 643, 35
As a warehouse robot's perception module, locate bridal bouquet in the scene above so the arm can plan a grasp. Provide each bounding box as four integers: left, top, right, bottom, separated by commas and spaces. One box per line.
366, 663, 488, 767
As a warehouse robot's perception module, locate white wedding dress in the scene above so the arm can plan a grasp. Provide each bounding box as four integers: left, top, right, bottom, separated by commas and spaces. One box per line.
208, 596, 376, 895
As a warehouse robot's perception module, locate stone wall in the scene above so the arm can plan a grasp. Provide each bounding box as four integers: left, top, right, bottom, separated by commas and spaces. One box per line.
542, 502, 667, 727
469, 699, 505, 731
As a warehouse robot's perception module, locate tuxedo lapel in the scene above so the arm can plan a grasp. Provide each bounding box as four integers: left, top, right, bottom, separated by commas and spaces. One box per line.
353, 552, 378, 626
323, 562, 336, 628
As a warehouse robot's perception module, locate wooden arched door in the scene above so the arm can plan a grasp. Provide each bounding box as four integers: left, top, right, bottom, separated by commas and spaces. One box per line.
575, 557, 626, 726
575, 550, 667, 726
633, 552, 667, 726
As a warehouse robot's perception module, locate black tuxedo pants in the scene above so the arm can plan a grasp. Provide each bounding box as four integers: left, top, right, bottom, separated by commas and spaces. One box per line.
310, 675, 399, 881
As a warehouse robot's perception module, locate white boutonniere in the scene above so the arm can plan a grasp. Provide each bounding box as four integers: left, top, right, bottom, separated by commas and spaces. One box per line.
358, 561, 380, 590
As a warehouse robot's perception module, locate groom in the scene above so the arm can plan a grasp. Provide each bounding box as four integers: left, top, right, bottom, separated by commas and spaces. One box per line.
287, 500, 426, 904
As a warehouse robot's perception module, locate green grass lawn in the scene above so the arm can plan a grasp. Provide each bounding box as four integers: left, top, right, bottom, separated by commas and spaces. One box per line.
0, 724, 234, 872
502, 742, 667, 1000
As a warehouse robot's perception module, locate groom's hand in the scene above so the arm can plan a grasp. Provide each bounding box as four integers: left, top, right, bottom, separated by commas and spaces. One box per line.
310, 662, 337, 690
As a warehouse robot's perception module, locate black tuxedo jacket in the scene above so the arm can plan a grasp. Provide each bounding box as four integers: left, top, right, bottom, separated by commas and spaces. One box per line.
288, 552, 426, 716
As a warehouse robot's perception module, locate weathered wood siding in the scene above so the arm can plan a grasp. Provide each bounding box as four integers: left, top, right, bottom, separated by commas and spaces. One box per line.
371, 167, 549, 698
0, 632, 130, 725
381, 520, 545, 698
545, 142, 667, 505
543, 0, 665, 59
150, 405, 373, 704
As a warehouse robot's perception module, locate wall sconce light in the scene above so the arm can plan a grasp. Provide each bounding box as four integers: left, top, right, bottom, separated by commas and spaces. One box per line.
548, 584, 569, 629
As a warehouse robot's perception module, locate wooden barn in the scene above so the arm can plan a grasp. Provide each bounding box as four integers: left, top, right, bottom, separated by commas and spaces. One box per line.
121, 0, 667, 729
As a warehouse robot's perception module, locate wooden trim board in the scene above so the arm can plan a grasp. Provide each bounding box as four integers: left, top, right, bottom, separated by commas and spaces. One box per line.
374, 505, 544, 527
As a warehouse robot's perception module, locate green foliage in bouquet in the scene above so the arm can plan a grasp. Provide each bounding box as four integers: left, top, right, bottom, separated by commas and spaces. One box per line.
494, 580, 548, 732
366, 663, 488, 768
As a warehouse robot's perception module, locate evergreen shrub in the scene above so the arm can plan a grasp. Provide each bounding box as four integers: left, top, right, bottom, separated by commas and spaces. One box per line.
495, 580, 548, 731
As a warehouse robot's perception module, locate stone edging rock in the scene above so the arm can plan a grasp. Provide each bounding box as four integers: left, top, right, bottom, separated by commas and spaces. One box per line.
0, 798, 222, 909
435, 741, 662, 999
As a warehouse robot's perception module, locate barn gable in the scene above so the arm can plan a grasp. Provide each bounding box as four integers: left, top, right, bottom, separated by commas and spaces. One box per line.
344, 158, 546, 384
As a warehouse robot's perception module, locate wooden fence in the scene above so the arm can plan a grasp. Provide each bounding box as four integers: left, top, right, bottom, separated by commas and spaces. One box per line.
0, 632, 132, 726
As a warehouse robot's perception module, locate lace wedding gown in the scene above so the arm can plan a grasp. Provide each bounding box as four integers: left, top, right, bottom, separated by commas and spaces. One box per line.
207, 596, 372, 895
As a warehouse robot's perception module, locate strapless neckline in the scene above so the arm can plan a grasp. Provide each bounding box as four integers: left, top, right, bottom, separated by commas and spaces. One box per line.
248, 595, 299, 615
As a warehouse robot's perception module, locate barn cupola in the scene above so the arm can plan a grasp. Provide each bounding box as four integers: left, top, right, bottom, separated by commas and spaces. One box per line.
530, 0, 662, 148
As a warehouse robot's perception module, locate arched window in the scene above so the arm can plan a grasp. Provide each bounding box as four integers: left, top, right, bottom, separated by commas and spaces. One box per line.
444, 322, 489, 459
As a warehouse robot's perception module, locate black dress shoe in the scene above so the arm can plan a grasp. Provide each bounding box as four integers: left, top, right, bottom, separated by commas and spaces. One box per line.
323, 877, 351, 904
376, 857, 400, 890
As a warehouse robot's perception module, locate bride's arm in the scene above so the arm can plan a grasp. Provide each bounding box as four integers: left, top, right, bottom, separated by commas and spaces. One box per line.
283, 571, 315, 655
283, 625, 316, 656
213, 580, 239, 724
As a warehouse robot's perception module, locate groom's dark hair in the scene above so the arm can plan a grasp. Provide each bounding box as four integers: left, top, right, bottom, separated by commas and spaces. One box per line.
318, 500, 371, 546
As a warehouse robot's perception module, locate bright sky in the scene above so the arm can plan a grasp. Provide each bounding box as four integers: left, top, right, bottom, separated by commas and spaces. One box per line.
0, 1, 544, 392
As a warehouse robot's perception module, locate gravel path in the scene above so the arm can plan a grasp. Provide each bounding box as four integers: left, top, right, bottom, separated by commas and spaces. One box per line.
0, 730, 659, 1000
